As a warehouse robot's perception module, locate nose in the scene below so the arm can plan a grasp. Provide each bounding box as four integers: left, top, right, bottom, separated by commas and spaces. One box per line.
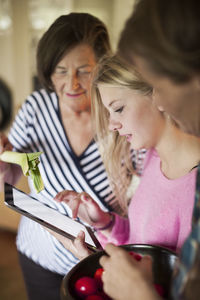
108, 118, 122, 132
66, 73, 80, 91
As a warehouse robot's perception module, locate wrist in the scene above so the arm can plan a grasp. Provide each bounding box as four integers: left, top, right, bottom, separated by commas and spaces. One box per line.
93, 212, 115, 231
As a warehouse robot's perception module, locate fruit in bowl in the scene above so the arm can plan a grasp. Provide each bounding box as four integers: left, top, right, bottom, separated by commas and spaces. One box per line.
61, 244, 178, 300
73, 268, 111, 299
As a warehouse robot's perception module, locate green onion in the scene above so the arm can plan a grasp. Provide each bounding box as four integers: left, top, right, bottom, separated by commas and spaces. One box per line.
0, 151, 44, 193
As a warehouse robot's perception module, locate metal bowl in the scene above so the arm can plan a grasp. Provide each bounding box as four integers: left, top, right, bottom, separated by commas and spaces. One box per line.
61, 244, 177, 300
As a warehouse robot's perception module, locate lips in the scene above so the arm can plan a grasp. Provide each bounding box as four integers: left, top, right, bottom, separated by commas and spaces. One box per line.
66, 92, 85, 98
126, 134, 132, 142
120, 134, 132, 142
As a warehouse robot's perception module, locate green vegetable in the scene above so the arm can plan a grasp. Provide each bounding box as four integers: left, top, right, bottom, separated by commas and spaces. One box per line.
0, 151, 44, 193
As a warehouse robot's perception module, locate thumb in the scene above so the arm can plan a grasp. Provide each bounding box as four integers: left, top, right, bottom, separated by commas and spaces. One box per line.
81, 193, 90, 201
80, 193, 94, 207
74, 231, 92, 258
76, 230, 86, 242
80, 193, 100, 214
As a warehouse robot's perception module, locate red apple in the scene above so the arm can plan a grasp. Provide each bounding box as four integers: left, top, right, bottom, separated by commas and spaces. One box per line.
75, 276, 98, 298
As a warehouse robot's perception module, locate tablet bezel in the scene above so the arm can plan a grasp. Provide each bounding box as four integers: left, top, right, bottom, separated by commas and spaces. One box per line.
4, 183, 102, 252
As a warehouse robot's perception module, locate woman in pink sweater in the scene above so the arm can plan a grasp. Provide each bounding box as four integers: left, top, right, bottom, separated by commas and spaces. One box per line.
53, 55, 200, 258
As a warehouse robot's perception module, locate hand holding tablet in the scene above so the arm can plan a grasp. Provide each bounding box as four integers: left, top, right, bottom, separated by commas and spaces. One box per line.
4, 183, 102, 251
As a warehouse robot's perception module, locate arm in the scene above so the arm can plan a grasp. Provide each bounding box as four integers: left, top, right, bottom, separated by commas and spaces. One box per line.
0, 133, 22, 191
55, 190, 130, 246
100, 244, 162, 300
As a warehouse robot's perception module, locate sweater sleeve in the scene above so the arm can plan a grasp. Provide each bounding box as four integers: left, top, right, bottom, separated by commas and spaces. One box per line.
96, 213, 130, 248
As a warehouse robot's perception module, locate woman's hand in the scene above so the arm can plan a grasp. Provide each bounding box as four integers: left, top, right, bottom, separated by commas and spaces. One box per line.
99, 244, 161, 300
46, 228, 92, 260
54, 191, 111, 229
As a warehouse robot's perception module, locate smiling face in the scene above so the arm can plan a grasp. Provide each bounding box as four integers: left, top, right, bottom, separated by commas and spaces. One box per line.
133, 55, 200, 136
98, 85, 165, 150
51, 43, 96, 113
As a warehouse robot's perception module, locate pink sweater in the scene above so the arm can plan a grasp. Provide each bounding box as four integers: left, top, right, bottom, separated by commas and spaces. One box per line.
98, 149, 197, 252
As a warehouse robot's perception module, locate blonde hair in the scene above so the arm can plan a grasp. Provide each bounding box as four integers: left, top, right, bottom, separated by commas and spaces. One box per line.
92, 55, 152, 212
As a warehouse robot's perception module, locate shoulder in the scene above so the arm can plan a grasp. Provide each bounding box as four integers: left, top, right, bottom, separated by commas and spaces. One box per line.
25, 89, 56, 105
21, 89, 57, 115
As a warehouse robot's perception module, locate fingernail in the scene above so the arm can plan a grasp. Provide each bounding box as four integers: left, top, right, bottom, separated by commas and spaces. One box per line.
82, 195, 89, 201
78, 230, 84, 237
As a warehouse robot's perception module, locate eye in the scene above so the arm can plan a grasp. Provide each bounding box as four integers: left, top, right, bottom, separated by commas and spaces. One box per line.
59, 70, 67, 75
78, 69, 91, 75
114, 106, 124, 113
54, 68, 67, 76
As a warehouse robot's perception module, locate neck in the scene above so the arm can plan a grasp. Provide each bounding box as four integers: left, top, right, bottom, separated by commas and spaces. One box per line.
60, 100, 91, 119
155, 118, 200, 179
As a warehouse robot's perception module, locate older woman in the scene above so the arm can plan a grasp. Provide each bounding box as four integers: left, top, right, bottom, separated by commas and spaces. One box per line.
0, 13, 118, 300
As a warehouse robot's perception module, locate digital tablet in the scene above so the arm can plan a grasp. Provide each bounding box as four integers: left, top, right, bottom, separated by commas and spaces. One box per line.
4, 183, 102, 251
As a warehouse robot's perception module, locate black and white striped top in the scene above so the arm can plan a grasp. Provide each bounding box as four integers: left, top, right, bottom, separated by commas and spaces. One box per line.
8, 89, 119, 275
9, 89, 146, 275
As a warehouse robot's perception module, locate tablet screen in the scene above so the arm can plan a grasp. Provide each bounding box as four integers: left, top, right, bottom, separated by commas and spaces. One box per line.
4, 183, 102, 251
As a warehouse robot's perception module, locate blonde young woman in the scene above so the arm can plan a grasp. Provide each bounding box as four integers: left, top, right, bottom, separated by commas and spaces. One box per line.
52, 56, 200, 265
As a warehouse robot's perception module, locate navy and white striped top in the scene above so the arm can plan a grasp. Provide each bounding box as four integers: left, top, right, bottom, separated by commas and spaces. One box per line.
9, 89, 119, 275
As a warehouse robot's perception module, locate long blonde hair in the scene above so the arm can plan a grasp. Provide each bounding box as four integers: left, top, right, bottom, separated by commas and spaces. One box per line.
92, 55, 152, 212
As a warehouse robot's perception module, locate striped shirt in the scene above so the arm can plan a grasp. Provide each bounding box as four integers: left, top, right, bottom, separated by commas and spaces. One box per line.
8, 89, 120, 275
8, 89, 146, 275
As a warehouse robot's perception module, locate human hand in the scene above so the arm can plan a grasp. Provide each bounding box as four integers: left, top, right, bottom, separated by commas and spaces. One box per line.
54, 191, 111, 229
99, 244, 161, 300
46, 228, 92, 260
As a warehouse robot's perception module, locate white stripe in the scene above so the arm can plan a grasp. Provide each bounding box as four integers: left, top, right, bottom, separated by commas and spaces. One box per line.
80, 150, 99, 165
90, 172, 107, 185
82, 157, 103, 172
85, 164, 105, 179
9, 89, 117, 275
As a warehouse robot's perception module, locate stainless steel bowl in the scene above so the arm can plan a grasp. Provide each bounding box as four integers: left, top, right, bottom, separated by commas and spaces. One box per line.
61, 244, 178, 300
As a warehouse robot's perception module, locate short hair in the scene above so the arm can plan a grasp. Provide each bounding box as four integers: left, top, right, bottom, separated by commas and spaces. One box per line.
118, 0, 200, 83
37, 13, 111, 91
